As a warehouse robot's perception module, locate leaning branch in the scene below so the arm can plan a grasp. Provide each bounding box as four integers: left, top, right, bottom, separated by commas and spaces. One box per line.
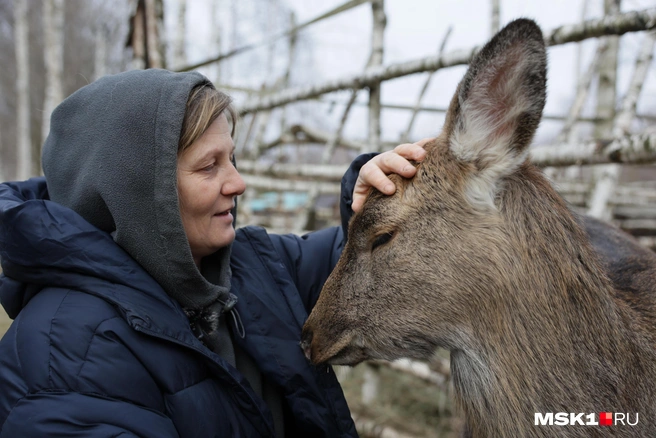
239, 8, 656, 115
556, 39, 608, 143
613, 30, 656, 137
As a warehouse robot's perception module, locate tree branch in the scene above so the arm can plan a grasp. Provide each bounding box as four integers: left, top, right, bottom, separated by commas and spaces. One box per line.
240, 8, 656, 115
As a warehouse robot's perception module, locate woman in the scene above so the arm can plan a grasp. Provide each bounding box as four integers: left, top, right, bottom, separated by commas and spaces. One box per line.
0, 69, 426, 437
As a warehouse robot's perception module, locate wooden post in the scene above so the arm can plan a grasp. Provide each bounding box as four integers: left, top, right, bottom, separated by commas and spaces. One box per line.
587, 0, 622, 221
367, 0, 386, 153
210, 0, 221, 83
490, 0, 500, 36
279, 11, 298, 133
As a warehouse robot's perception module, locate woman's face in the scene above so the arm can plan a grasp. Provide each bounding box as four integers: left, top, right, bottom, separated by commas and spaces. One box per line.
177, 113, 246, 266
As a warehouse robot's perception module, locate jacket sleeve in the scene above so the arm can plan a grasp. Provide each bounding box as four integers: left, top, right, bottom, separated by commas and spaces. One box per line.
269, 153, 377, 312
339, 153, 377, 241
269, 227, 344, 313
0, 391, 179, 438
0, 177, 49, 203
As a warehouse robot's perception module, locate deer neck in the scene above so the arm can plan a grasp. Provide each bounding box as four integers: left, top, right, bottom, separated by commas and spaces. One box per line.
449, 169, 655, 436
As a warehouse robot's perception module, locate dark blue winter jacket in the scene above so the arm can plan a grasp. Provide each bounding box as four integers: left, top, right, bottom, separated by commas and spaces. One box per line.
0, 173, 366, 437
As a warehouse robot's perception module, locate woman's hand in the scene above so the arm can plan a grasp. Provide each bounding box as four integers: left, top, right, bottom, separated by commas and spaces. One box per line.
352, 138, 432, 213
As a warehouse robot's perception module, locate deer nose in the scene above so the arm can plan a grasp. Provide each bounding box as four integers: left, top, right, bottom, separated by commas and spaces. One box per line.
300, 328, 313, 361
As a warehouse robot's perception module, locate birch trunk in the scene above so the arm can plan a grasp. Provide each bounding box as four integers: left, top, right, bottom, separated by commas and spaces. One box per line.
368, 0, 386, 152
173, 0, 187, 70
588, 0, 621, 221
14, 0, 31, 180
42, 0, 65, 166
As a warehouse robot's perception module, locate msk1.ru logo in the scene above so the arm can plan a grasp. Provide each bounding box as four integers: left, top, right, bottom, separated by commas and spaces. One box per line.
534, 412, 639, 426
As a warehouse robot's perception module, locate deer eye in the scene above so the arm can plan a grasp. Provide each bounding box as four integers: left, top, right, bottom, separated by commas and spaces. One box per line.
372, 231, 395, 251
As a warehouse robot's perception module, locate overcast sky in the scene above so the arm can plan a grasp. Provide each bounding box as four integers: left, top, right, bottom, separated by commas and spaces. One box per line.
176, 0, 656, 146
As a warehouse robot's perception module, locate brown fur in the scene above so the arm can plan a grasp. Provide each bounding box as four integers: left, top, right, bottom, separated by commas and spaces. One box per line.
302, 19, 656, 437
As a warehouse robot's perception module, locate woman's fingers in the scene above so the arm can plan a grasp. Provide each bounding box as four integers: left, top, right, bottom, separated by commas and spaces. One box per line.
351, 139, 432, 213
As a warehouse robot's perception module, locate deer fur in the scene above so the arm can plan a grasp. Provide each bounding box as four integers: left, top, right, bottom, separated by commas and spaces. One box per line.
302, 19, 656, 437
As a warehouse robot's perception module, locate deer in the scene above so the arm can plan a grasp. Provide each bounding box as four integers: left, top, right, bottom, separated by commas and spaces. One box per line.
301, 19, 656, 437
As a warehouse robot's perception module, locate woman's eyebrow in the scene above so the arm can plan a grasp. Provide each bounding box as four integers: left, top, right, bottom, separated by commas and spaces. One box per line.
196, 146, 235, 162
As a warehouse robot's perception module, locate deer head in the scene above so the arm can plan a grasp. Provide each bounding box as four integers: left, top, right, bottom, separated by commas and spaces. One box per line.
302, 18, 549, 366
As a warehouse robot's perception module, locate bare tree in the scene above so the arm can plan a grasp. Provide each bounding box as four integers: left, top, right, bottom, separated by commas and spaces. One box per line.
14, 0, 31, 179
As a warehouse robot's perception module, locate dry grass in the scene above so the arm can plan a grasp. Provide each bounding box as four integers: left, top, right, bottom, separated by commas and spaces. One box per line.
0, 307, 10, 340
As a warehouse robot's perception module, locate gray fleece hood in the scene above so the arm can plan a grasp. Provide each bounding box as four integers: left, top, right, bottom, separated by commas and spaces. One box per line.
42, 69, 234, 312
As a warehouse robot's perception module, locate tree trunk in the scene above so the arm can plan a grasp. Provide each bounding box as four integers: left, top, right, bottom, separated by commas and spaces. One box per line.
42, 0, 65, 146
128, 0, 164, 69
173, 0, 187, 70
588, 0, 621, 221
367, 0, 386, 152
14, 0, 32, 180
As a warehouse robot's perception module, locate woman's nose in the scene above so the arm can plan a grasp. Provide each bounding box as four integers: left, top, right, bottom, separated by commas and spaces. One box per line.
223, 165, 246, 196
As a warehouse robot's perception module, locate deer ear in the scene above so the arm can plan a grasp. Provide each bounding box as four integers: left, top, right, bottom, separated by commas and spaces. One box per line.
445, 19, 546, 205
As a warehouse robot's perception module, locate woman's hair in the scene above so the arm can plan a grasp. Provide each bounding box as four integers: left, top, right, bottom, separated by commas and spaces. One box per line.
178, 85, 237, 154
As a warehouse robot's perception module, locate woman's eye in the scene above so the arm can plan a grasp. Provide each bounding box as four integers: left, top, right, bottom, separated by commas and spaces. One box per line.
201, 163, 216, 172
372, 231, 394, 251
